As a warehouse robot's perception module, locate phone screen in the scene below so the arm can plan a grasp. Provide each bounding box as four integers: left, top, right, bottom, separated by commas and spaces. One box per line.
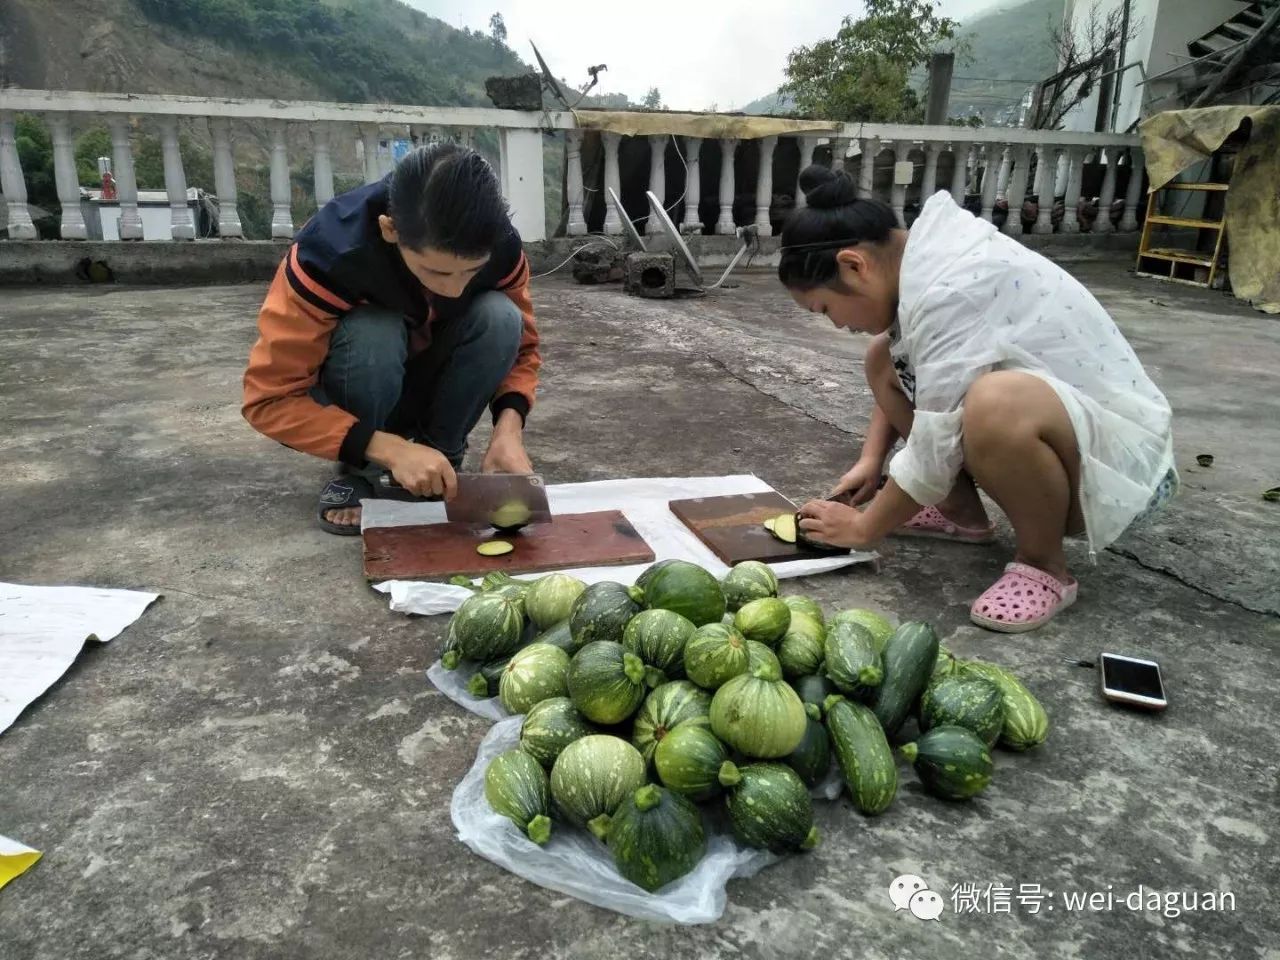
1101, 656, 1165, 700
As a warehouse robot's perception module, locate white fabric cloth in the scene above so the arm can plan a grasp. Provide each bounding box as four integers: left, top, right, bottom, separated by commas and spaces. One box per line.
887, 192, 1175, 555
363, 475, 877, 616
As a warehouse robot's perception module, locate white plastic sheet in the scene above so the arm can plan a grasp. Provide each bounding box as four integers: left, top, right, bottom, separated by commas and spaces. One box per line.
451, 716, 781, 924
366, 475, 877, 617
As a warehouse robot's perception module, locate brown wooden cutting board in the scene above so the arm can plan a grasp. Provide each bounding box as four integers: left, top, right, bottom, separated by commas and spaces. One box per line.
362, 510, 654, 581
669, 491, 845, 565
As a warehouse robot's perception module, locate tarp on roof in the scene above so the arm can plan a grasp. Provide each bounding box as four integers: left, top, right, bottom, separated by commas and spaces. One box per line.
572, 109, 837, 140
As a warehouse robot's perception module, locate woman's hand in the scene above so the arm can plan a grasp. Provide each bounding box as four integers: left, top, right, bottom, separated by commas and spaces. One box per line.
828, 457, 884, 506
797, 499, 880, 550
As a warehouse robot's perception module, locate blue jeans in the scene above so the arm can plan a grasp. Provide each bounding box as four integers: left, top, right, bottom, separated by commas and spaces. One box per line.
310, 291, 523, 475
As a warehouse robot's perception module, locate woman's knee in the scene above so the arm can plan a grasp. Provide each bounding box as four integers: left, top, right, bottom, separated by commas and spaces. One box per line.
963, 371, 1072, 452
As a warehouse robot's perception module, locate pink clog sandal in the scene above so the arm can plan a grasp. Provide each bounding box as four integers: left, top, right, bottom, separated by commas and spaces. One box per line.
894, 506, 996, 544
970, 562, 1078, 633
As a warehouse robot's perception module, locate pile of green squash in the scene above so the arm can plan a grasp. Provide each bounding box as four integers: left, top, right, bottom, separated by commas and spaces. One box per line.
447, 559, 1049, 895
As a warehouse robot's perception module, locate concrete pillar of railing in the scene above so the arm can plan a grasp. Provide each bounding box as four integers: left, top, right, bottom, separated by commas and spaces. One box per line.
828, 136, 850, 174
602, 133, 622, 235
498, 128, 547, 242
1060, 147, 1084, 233
890, 141, 912, 227
754, 135, 777, 236
857, 137, 879, 200
566, 128, 587, 237
995, 147, 1013, 200
681, 136, 703, 234
1119, 148, 1145, 232
979, 143, 1001, 222
795, 136, 817, 210
949, 142, 970, 206
311, 123, 335, 209
209, 117, 243, 238
360, 126, 381, 184
48, 114, 87, 240
268, 121, 294, 239
716, 138, 737, 235
646, 135, 667, 235
0, 112, 38, 240
920, 141, 941, 204
1093, 146, 1119, 235
457, 128, 476, 149
106, 116, 143, 240
1032, 145, 1057, 234
159, 117, 195, 240
1002, 145, 1032, 237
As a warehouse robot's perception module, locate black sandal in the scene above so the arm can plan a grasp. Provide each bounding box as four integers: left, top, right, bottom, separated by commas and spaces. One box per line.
317, 474, 376, 536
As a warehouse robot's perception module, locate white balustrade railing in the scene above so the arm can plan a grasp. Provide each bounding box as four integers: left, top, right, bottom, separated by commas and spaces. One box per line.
0, 88, 1144, 247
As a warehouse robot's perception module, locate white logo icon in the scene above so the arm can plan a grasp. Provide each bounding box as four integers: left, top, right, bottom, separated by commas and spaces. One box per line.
910, 889, 945, 921
889, 874, 929, 911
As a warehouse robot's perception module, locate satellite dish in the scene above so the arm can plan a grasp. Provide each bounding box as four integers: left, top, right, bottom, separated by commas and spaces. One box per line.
607, 188, 647, 252
645, 190, 703, 286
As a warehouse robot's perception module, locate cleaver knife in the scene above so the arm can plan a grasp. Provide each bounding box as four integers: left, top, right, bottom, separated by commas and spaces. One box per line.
445, 473, 552, 531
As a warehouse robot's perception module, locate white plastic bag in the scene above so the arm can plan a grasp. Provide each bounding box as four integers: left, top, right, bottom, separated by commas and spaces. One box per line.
426, 660, 508, 723
452, 717, 780, 924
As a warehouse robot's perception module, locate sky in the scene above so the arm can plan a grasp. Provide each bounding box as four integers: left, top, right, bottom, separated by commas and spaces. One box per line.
410, 0, 1011, 111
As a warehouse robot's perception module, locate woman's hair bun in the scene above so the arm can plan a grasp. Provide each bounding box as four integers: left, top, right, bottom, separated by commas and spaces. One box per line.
799, 166, 858, 210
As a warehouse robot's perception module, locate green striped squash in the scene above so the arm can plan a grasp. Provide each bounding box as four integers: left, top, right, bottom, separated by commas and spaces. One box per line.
785, 703, 832, 788
519, 697, 594, 767
484, 749, 552, 844
499, 643, 571, 715
632, 680, 712, 765
791, 673, 838, 710
531, 619, 576, 654
782, 595, 825, 625
931, 644, 958, 683
901, 725, 994, 800
569, 581, 644, 649
451, 592, 525, 662
709, 658, 807, 758
734, 597, 792, 647
683, 623, 749, 690
654, 725, 729, 802
524, 573, 587, 630
720, 561, 779, 612
567, 641, 647, 724
778, 612, 826, 680
824, 695, 897, 816
870, 621, 940, 738
608, 785, 707, 892
639, 560, 727, 626
622, 608, 696, 680
957, 660, 1049, 751
550, 734, 647, 839
824, 620, 884, 700
919, 674, 1005, 746
829, 609, 895, 654
718, 761, 818, 853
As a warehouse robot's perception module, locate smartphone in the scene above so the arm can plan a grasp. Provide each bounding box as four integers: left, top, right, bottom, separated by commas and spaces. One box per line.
1099, 653, 1168, 711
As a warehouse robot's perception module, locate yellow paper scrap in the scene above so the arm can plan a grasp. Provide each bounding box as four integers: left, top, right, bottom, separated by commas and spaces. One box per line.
0, 835, 41, 891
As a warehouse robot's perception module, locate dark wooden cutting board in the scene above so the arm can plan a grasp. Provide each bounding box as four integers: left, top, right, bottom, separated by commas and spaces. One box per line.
362, 510, 654, 581
669, 491, 844, 565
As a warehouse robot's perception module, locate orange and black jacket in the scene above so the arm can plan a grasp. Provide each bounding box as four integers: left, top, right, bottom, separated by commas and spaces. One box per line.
242, 176, 539, 467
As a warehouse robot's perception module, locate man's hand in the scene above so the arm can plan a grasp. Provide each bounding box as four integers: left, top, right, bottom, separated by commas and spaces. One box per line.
387, 442, 458, 499
797, 499, 879, 550
828, 457, 884, 506
482, 408, 534, 474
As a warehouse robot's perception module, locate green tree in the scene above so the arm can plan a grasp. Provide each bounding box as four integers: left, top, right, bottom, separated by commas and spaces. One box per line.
489, 12, 507, 45
641, 87, 663, 110
781, 0, 960, 122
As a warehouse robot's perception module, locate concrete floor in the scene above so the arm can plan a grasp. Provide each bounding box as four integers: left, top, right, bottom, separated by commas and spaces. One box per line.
1, 265, 1277, 959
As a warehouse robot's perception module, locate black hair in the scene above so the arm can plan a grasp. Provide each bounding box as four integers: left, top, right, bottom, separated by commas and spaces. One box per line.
777, 165, 898, 291
387, 143, 509, 255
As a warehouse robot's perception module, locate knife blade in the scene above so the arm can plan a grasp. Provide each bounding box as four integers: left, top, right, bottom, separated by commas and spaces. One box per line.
445, 473, 552, 530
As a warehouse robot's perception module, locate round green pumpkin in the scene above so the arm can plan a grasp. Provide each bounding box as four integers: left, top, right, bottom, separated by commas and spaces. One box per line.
567, 641, 647, 724
524, 573, 587, 630
632, 680, 712, 764
777, 612, 826, 679
622, 608, 696, 680
484, 748, 552, 844
608, 784, 707, 892
569, 581, 644, 649
710, 658, 807, 758
824, 620, 884, 700
919, 674, 1005, 746
747, 639, 781, 674
829, 609, 895, 654
550, 734, 647, 839
719, 761, 819, 853
734, 597, 792, 647
519, 696, 594, 768
451, 592, 525, 662
499, 642, 571, 715
931, 644, 958, 683
639, 560, 726, 627
720, 560, 779, 612
782, 595, 825, 625
654, 725, 729, 802
683, 623, 749, 690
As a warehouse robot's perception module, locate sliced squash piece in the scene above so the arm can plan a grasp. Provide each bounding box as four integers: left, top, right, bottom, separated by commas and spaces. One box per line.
770, 513, 798, 544
476, 540, 515, 556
